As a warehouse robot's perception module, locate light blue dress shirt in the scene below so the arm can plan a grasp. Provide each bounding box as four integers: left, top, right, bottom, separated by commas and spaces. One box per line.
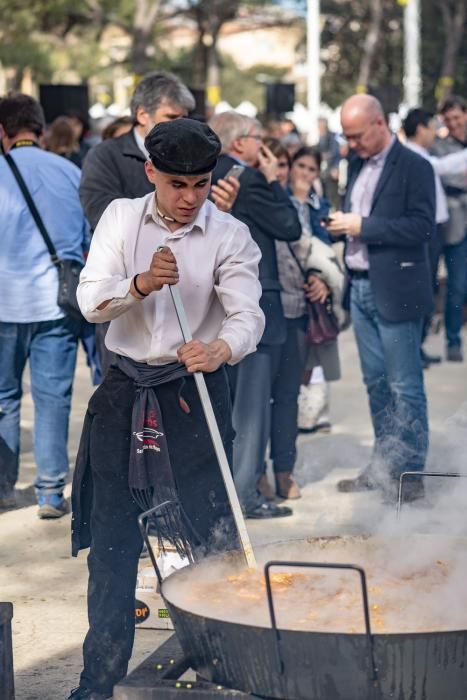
0, 145, 88, 322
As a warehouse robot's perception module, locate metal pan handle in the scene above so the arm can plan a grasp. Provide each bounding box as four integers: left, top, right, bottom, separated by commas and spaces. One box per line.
264, 560, 379, 689
166, 272, 256, 569
397, 471, 467, 517
137, 500, 179, 587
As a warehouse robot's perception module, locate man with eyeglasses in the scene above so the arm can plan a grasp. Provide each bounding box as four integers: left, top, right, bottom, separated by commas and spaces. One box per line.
323, 94, 436, 504
209, 111, 302, 518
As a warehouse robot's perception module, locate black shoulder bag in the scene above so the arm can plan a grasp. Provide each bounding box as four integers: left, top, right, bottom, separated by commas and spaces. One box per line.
5, 153, 84, 321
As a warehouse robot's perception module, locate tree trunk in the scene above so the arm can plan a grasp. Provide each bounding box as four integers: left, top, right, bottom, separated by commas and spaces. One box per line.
357, 0, 383, 92
437, 0, 466, 104
189, 0, 241, 98
129, 0, 163, 76
11, 67, 23, 92
191, 4, 208, 89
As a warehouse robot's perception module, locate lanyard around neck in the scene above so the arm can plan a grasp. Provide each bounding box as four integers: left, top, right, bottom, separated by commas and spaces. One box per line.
10, 140, 40, 150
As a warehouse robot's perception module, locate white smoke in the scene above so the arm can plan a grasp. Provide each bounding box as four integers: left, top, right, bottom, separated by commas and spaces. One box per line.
161, 403, 467, 635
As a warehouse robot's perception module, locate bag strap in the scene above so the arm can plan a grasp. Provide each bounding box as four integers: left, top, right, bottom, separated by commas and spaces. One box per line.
286, 242, 307, 280
4, 153, 59, 264
286, 242, 321, 281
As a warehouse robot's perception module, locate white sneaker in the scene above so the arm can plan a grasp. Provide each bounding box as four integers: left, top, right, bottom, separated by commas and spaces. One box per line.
298, 383, 332, 433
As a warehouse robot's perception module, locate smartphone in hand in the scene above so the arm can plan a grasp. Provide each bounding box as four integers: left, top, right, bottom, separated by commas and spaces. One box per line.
320, 216, 333, 226
224, 164, 245, 180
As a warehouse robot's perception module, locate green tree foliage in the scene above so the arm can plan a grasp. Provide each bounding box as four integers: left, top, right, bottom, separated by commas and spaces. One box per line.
0, 1, 464, 108
318, 0, 465, 109
421, 0, 466, 108
319, 0, 404, 109
0, 0, 125, 86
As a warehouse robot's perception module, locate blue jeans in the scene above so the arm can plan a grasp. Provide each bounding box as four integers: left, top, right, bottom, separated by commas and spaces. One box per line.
350, 279, 428, 480
444, 234, 467, 348
0, 318, 79, 498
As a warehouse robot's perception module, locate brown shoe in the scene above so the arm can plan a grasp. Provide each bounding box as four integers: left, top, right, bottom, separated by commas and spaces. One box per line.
337, 470, 377, 493
257, 474, 275, 501
275, 472, 301, 500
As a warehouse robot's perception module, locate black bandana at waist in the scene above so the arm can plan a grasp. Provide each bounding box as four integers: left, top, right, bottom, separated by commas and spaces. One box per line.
115, 355, 194, 558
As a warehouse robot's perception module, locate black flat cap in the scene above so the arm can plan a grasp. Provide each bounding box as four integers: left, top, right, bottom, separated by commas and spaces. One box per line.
145, 118, 221, 175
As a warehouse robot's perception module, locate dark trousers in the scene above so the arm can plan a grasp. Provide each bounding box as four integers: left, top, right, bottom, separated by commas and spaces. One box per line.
270, 316, 308, 473
226, 344, 282, 512
77, 366, 236, 695
422, 224, 444, 344
444, 234, 467, 348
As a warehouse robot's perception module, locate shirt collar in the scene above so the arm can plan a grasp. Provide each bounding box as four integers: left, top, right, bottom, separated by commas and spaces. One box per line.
144, 194, 208, 236
227, 153, 247, 166
405, 140, 428, 158
368, 134, 396, 166
133, 127, 149, 159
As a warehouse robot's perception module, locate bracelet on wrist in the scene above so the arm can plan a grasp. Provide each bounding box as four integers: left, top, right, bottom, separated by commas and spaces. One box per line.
133, 273, 149, 298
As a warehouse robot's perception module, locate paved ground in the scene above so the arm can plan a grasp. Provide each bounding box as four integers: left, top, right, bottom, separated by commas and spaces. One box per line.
1, 325, 466, 700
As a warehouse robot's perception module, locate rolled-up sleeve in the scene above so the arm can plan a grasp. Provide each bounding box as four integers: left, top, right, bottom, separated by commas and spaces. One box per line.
214, 221, 265, 364
77, 200, 140, 323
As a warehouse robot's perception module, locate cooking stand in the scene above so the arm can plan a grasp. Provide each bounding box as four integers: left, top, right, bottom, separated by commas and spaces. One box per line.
397, 470, 467, 516
113, 633, 262, 699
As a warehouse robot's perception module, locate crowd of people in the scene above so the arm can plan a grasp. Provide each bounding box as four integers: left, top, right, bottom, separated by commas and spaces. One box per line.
0, 70, 466, 700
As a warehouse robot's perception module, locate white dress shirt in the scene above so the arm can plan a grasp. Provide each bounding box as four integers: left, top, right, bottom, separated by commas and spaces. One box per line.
405, 141, 447, 223
78, 193, 265, 365
406, 141, 467, 224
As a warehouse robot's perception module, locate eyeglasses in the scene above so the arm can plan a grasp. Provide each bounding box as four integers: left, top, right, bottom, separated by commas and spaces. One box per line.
239, 134, 262, 142
343, 121, 377, 144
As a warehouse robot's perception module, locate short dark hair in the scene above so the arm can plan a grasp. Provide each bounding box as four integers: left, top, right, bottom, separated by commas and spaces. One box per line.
0, 93, 45, 138
402, 108, 434, 138
130, 71, 195, 122
439, 95, 466, 114
291, 146, 322, 169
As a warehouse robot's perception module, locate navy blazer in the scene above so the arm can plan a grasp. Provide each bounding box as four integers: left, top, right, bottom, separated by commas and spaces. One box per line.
344, 139, 436, 322
212, 154, 301, 345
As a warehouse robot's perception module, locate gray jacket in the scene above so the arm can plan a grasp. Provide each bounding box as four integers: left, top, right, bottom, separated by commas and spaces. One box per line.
431, 136, 467, 246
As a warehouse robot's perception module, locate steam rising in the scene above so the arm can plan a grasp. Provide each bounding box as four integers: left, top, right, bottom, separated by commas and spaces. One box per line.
162, 403, 467, 636
163, 536, 467, 634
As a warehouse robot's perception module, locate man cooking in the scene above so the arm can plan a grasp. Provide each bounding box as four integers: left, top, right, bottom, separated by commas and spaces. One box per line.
68, 118, 264, 700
